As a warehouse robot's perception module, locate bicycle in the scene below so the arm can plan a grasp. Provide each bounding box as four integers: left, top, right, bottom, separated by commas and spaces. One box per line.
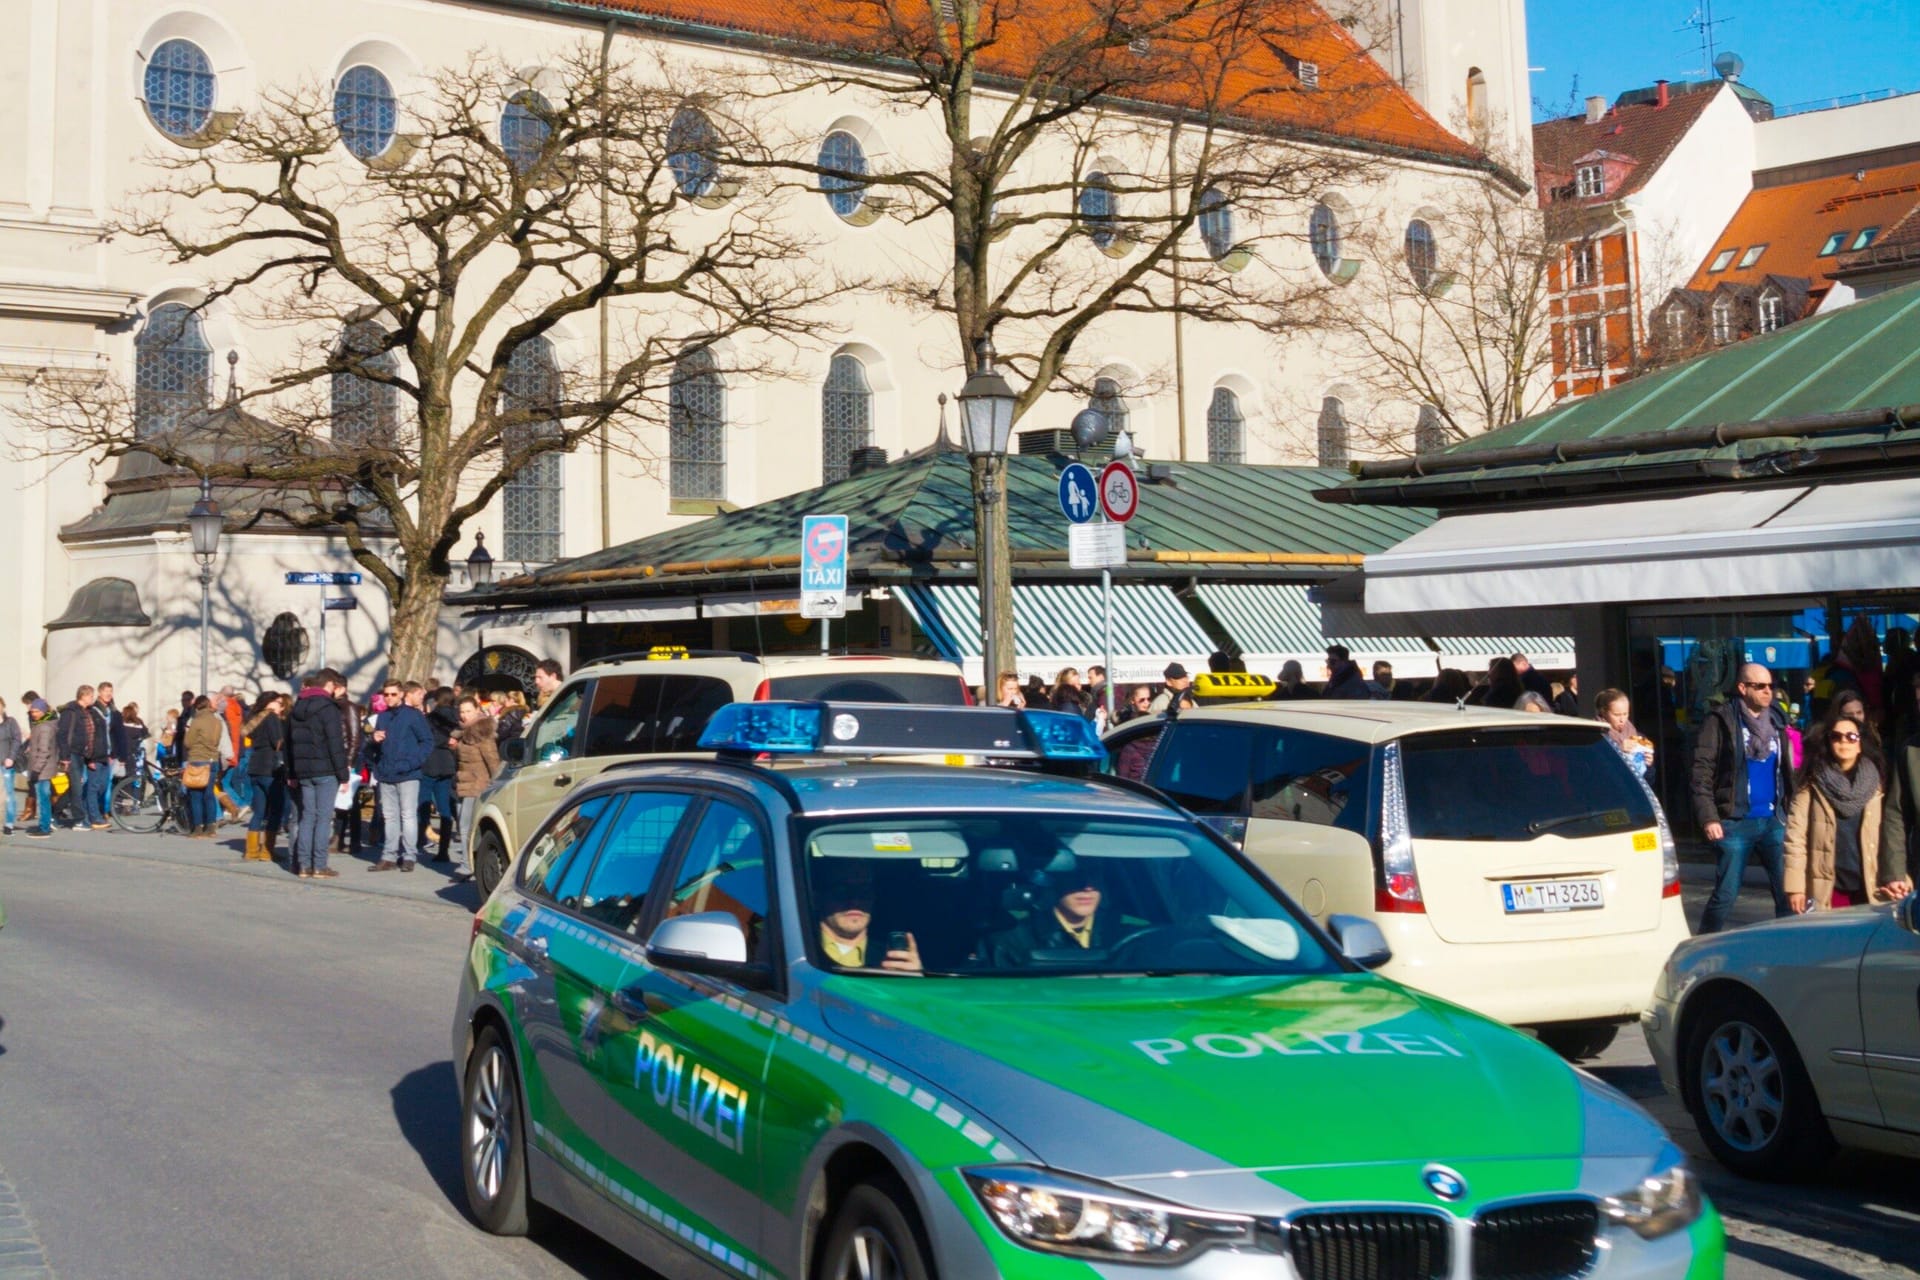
111, 758, 191, 834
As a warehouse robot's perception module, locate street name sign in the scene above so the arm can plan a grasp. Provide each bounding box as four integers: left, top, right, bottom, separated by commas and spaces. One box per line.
800, 514, 849, 620
1069, 521, 1127, 569
323, 597, 359, 611
1057, 463, 1097, 524
286, 571, 363, 586
1098, 460, 1139, 523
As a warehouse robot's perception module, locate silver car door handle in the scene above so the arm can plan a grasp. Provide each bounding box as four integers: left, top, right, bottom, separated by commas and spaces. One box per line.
609, 990, 648, 1021
553, 774, 572, 786
524, 935, 549, 959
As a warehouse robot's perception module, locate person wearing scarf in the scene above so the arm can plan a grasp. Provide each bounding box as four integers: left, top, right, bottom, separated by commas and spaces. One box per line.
1692, 663, 1797, 933
1785, 711, 1912, 911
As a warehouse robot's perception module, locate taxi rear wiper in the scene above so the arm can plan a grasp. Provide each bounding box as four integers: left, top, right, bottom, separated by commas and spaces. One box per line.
1528, 809, 1627, 835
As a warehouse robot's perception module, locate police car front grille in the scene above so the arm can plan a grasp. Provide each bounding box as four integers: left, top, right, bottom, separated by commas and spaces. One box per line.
1284, 1210, 1451, 1280
1472, 1199, 1601, 1280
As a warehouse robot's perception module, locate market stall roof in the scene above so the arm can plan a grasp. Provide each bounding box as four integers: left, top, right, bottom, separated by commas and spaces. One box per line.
475, 452, 1436, 606
1322, 280, 1920, 510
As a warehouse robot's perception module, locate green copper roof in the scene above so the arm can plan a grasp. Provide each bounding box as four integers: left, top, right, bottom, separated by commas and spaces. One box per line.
483, 452, 1434, 602
1329, 280, 1920, 508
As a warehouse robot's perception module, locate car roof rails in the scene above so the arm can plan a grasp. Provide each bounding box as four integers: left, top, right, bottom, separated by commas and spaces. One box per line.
578, 646, 760, 671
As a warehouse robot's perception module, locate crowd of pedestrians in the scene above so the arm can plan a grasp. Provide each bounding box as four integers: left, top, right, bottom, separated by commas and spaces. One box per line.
8, 659, 565, 889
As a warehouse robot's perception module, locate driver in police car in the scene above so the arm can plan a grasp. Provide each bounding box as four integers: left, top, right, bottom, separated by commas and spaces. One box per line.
814, 863, 921, 972
987, 860, 1116, 966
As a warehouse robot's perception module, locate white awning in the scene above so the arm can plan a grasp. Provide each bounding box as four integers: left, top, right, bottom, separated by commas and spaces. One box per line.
1364, 479, 1920, 614
459, 606, 583, 632
703, 591, 862, 618
896, 582, 1214, 686
1191, 583, 1438, 678
586, 598, 699, 623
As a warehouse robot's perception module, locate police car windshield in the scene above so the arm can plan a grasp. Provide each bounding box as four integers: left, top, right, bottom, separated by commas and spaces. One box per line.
797, 814, 1339, 977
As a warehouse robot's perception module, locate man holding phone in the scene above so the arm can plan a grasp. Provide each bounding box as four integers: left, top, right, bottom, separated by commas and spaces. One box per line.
815, 862, 921, 971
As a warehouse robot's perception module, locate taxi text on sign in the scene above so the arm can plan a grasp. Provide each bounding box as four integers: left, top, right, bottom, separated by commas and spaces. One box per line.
801, 514, 849, 620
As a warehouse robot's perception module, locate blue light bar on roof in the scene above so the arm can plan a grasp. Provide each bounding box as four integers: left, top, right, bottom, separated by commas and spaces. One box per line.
695, 701, 1107, 762
698, 702, 824, 754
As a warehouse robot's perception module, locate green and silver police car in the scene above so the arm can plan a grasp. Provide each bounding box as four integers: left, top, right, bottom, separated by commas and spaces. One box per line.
452, 702, 1723, 1279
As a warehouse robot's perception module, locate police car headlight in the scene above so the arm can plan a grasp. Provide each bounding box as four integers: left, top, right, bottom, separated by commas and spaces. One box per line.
964, 1167, 1254, 1262
1602, 1157, 1701, 1240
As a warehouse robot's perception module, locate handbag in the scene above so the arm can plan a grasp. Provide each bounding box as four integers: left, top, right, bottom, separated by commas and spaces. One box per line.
183, 760, 213, 790
50, 771, 69, 796
111, 758, 128, 779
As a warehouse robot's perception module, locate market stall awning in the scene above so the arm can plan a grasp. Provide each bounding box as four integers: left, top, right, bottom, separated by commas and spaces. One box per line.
1431, 636, 1577, 669
1363, 478, 1920, 614
896, 582, 1215, 685
459, 605, 584, 632
1190, 583, 1436, 677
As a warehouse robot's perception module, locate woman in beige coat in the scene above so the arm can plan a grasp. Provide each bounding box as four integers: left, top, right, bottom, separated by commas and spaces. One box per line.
1785, 710, 1912, 911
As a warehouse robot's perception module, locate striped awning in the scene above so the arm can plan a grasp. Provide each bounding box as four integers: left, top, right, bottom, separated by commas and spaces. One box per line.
1433, 637, 1577, 669
1192, 583, 1436, 677
896, 582, 1216, 685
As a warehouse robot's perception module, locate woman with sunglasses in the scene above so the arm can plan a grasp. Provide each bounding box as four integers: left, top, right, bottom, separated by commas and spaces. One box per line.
1785, 710, 1912, 912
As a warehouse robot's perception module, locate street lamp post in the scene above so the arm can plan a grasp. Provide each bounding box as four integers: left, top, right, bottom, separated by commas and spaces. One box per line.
187, 476, 223, 692
957, 340, 1017, 699
465, 530, 495, 589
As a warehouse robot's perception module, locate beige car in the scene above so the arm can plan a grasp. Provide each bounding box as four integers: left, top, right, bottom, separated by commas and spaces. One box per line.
468, 649, 970, 894
1104, 701, 1690, 1059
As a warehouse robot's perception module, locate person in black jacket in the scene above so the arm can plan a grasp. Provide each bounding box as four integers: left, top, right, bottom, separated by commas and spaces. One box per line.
1691, 663, 1795, 932
287, 670, 349, 878
420, 689, 460, 861
55, 685, 110, 829
243, 692, 288, 863
986, 862, 1118, 968
1321, 646, 1372, 701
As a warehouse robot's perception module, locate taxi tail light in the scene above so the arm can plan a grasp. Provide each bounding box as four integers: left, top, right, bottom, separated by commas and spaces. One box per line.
960, 678, 975, 706
1637, 769, 1682, 899
1376, 740, 1425, 913
471, 913, 484, 942
751, 679, 772, 702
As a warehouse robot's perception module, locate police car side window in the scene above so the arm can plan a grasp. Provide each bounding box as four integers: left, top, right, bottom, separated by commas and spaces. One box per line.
520, 794, 615, 903
662, 799, 772, 964
1147, 723, 1255, 815
1248, 729, 1371, 834
577, 791, 693, 932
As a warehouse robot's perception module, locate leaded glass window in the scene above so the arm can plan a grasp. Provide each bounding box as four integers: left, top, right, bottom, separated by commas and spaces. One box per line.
501, 337, 563, 562
501, 91, 552, 175
1317, 396, 1349, 467
333, 321, 398, 446
821, 353, 872, 483
1079, 171, 1117, 249
1198, 187, 1234, 262
144, 40, 216, 140
1206, 387, 1244, 463
1090, 377, 1129, 437
1310, 201, 1341, 276
1405, 219, 1437, 290
670, 348, 726, 500
819, 131, 869, 219
135, 304, 211, 437
1414, 403, 1446, 454
667, 106, 719, 199
335, 65, 397, 161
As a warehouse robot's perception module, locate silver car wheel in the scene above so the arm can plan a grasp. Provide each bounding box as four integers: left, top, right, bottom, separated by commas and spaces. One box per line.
1700, 1018, 1784, 1152
834, 1227, 906, 1280
467, 1043, 512, 1202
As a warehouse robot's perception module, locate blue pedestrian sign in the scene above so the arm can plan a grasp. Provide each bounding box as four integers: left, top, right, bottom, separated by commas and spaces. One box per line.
1058, 462, 1097, 524
801, 514, 848, 620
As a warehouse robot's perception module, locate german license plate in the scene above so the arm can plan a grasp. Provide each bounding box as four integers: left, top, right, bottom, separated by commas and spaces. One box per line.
1502, 879, 1603, 913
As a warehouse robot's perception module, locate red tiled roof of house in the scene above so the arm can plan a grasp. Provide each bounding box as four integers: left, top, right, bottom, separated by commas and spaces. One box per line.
1686, 160, 1920, 301
559, 0, 1484, 163
1532, 80, 1723, 201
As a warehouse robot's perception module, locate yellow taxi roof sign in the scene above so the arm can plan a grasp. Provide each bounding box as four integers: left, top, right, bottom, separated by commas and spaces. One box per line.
647, 645, 691, 660
1192, 671, 1277, 699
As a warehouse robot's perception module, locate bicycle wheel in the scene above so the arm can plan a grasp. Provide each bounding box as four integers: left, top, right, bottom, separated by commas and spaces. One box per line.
112, 774, 165, 833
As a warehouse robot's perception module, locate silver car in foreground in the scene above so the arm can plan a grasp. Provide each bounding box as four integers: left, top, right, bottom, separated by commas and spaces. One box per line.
1643, 896, 1920, 1178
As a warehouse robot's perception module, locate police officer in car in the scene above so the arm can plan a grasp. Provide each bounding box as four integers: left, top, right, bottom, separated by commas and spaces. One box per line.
986, 859, 1117, 967
814, 862, 921, 972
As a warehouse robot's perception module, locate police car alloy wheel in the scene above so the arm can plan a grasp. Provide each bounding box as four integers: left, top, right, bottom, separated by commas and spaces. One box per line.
463, 1027, 540, 1235
820, 1184, 932, 1280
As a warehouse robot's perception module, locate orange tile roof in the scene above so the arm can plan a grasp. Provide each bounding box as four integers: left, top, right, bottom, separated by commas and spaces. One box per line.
1686, 160, 1920, 299
565, 0, 1484, 163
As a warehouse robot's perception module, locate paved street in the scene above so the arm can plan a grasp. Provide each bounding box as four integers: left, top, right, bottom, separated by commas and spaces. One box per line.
0, 828, 1915, 1279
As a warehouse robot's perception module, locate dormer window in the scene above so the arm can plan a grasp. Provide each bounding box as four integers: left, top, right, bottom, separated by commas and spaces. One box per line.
1575, 164, 1606, 197
1757, 289, 1784, 334
1711, 296, 1735, 344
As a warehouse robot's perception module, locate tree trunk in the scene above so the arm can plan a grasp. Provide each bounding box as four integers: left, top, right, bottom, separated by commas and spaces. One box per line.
387, 572, 448, 683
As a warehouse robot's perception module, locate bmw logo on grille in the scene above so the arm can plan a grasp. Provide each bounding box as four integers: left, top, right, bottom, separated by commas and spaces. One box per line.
1422, 1165, 1468, 1201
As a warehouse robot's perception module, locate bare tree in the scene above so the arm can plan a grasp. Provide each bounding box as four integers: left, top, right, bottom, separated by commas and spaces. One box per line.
1319, 121, 1547, 455
749, 0, 1441, 667
22, 47, 824, 679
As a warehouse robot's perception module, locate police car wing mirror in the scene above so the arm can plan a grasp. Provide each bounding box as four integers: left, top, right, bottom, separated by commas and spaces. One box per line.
1326, 913, 1392, 969
1898, 895, 1920, 939
646, 912, 774, 989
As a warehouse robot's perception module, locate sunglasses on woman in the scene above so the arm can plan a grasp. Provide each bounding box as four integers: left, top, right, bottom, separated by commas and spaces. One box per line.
1829, 730, 1861, 743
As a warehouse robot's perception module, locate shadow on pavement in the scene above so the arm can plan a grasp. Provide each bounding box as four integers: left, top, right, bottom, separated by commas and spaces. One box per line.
390, 1062, 650, 1279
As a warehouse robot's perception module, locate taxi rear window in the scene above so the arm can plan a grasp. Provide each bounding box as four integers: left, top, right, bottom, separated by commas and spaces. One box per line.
1400, 728, 1654, 842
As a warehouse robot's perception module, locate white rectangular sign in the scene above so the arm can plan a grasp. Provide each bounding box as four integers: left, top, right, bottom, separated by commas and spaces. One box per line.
1069, 521, 1127, 569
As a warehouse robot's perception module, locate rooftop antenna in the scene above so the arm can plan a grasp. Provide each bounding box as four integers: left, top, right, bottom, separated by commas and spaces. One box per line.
1678, 1, 1735, 77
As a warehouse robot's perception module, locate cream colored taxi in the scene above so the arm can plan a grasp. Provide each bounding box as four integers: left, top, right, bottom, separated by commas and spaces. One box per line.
1104, 700, 1689, 1059
468, 648, 970, 894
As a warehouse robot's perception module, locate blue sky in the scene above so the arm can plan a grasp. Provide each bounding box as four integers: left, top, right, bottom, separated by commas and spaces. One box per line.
1525, 0, 1920, 120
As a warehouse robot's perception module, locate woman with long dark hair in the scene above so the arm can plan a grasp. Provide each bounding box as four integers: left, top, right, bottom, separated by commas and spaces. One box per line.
243, 692, 288, 863
1785, 709, 1911, 912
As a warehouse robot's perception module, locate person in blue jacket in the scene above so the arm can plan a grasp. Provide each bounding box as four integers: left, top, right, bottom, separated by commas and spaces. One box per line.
366, 680, 433, 873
